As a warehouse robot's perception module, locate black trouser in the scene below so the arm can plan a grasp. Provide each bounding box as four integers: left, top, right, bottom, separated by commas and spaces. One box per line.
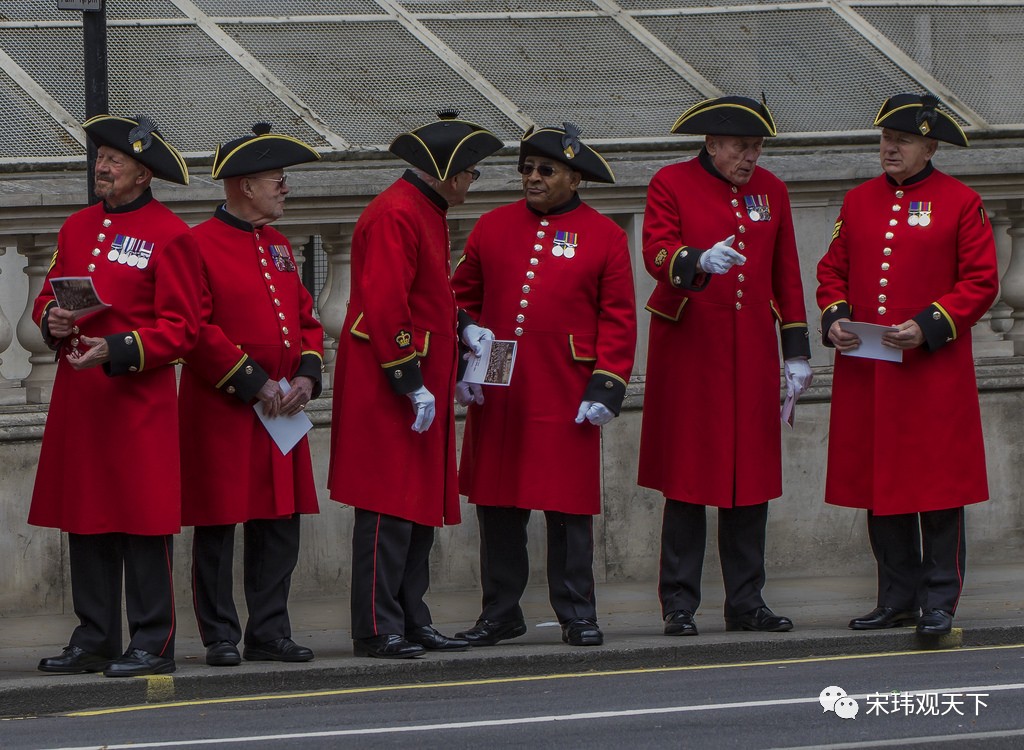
477, 505, 597, 625
867, 507, 966, 614
659, 499, 769, 618
68, 532, 175, 659
350, 509, 434, 640
191, 515, 301, 647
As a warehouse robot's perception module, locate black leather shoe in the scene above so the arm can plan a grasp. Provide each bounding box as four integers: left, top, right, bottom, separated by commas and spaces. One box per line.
454, 618, 527, 647
848, 606, 919, 630
353, 634, 425, 659
405, 625, 470, 651
725, 606, 794, 632
38, 645, 112, 674
205, 641, 241, 667
916, 609, 953, 636
243, 637, 314, 662
562, 618, 604, 646
103, 648, 176, 678
664, 610, 699, 636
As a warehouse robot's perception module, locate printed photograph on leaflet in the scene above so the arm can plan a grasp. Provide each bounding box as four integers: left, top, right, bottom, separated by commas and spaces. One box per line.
463, 339, 517, 386
50, 276, 111, 319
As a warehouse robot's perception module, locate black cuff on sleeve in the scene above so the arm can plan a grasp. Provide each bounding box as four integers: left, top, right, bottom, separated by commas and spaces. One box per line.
819, 301, 852, 347
913, 304, 954, 353
670, 248, 709, 291
781, 324, 812, 360
295, 353, 324, 399
583, 372, 627, 415
457, 309, 475, 342
102, 332, 142, 377
385, 358, 424, 395
223, 355, 270, 403
40, 302, 61, 351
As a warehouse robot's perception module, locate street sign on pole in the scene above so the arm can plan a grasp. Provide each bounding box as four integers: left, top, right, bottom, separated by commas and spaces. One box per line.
57, 1, 104, 11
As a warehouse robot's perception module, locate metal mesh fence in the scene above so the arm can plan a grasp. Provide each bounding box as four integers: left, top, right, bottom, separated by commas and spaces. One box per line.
0, 2, 1020, 164
1, 1, 185, 21
221, 20, 521, 145
0, 71, 80, 159
856, 4, 1024, 125
399, 1, 597, 13
422, 15, 704, 139
638, 8, 927, 134
193, 0, 385, 15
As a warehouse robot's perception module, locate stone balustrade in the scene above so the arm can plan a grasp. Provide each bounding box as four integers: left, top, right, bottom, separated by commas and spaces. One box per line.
2, 142, 1024, 618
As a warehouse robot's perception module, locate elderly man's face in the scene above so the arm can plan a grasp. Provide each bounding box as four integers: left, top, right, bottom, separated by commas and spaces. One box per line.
521, 156, 581, 214
879, 128, 937, 184
706, 135, 764, 187
243, 169, 290, 227
94, 145, 151, 207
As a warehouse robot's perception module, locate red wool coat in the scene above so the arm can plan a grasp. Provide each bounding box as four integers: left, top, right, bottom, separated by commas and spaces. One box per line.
179, 210, 324, 526
452, 198, 637, 515
816, 167, 998, 515
30, 192, 201, 535
637, 154, 810, 508
328, 173, 460, 527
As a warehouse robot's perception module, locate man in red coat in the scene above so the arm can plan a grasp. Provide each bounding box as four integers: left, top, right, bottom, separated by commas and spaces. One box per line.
179, 124, 324, 667
638, 97, 812, 636
32, 115, 200, 677
451, 124, 637, 648
329, 111, 502, 659
817, 94, 998, 636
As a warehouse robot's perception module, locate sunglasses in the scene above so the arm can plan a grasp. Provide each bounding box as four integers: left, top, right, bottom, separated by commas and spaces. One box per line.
518, 163, 561, 177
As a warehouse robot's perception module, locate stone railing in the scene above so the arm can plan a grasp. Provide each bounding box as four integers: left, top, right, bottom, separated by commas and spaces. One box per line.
2, 143, 1024, 617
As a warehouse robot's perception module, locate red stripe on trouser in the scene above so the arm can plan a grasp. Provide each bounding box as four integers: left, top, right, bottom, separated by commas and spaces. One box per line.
158, 536, 175, 656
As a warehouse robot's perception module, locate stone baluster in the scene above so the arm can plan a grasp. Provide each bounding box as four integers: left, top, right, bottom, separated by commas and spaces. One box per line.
15, 234, 59, 403
971, 206, 1010, 357
0, 244, 18, 393
997, 200, 1024, 355
316, 225, 353, 387
280, 227, 314, 278
987, 209, 1014, 337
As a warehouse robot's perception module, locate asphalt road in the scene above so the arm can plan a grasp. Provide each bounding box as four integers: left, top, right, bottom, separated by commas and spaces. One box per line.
4, 644, 1024, 749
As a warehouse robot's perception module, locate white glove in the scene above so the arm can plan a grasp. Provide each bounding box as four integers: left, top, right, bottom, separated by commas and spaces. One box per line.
407, 385, 436, 433
699, 235, 746, 275
461, 324, 495, 358
575, 400, 614, 427
784, 358, 813, 397
455, 381, 484, 406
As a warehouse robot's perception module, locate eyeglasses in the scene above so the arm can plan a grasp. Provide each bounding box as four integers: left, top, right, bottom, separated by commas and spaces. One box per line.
252, 175, 288, 188
463, 168, 481, 182
518, 163, 560, 177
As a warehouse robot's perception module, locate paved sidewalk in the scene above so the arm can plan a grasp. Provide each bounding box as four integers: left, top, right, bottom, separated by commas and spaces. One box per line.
1, 564, 1022, 717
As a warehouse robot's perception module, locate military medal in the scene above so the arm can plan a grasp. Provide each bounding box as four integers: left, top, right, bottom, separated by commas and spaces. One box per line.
110, 234, 154, 268
744, 195, 771, 222
268, 245, 296, 272
908, 201, 932, 227
552, 230, 578, 259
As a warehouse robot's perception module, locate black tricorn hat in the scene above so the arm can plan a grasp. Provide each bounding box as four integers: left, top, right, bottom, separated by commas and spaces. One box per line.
671, 96, 777, 138
389, 109, 503, 181
211, 123, 322, 179
518, 123, 615, 184
874, 94, 968, 147
83, 114, 189, 185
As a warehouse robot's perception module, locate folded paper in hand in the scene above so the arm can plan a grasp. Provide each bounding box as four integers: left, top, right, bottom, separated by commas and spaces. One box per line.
50, 276, 111, 319
254, 379, 313, 455
462, 339, 517, 386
